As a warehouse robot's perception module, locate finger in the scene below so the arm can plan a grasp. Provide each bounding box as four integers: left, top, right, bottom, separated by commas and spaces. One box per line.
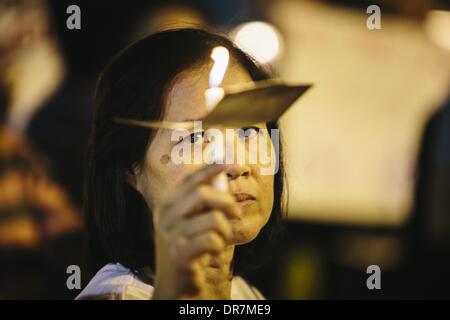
178, 261, 204, 296
156, 164, 225, 225
161, 185, 241, 229
174, 164, 224, 198
175, 210, 232, 242
178, 231, 226, 262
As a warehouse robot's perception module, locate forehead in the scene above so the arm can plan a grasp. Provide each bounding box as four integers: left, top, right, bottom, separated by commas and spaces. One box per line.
163, 61, 253, 122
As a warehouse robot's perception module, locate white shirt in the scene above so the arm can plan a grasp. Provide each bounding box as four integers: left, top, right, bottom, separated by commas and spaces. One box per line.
76, 263, 266, 300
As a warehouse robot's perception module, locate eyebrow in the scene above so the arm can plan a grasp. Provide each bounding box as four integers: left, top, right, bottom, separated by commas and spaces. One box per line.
181, 118, 200, 122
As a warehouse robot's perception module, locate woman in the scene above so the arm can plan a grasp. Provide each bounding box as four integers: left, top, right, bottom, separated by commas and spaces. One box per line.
77, 28, 285, 300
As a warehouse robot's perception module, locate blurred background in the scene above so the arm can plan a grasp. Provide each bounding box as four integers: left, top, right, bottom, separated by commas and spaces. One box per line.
0, 0, 449, 299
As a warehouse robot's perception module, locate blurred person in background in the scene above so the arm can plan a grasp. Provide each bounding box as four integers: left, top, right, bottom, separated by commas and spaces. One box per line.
0, 0, 93, 208
0, 0, 86, 299
0, 0, 65, 132
405, 94, 450, 298
0, 83, 84, 299
0, 123, 83, 299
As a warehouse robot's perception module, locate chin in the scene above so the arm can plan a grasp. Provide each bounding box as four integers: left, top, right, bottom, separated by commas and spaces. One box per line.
230, 214, 265, 245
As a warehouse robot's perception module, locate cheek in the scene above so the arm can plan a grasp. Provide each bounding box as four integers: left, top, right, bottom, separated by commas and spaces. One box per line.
142, 152, 200, 209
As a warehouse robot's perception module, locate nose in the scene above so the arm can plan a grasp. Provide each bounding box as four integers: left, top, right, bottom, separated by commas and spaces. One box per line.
225, 163, 251, 180
221, 130, 252, 180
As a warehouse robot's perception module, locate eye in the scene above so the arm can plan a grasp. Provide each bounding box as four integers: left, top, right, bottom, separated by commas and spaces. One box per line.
180, 131, 207, 144
236, 127, 260, 139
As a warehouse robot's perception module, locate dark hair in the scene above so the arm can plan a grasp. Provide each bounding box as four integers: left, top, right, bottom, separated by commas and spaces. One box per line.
85, 28, 286, 279
0, 81, 8, 125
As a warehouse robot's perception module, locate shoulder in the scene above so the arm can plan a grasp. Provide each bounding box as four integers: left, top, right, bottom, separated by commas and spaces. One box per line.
76, 263, 153, 300
76, 264, 265, 300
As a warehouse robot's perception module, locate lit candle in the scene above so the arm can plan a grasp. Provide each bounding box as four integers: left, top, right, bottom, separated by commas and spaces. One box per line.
204, 46, 229, 192
204, 87, 224, 110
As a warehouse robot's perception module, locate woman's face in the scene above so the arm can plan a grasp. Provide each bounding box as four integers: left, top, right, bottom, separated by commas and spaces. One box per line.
134, 61, 275, 245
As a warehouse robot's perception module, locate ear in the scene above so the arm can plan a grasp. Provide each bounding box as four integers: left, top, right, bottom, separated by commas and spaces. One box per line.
126, 170, 142, 193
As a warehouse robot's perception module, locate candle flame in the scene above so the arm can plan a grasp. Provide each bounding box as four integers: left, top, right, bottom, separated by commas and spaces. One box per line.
209, 46, 229, 88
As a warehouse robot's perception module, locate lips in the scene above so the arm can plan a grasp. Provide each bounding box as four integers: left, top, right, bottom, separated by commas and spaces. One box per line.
232, 193, 256, 207
233, 193, 256, 202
